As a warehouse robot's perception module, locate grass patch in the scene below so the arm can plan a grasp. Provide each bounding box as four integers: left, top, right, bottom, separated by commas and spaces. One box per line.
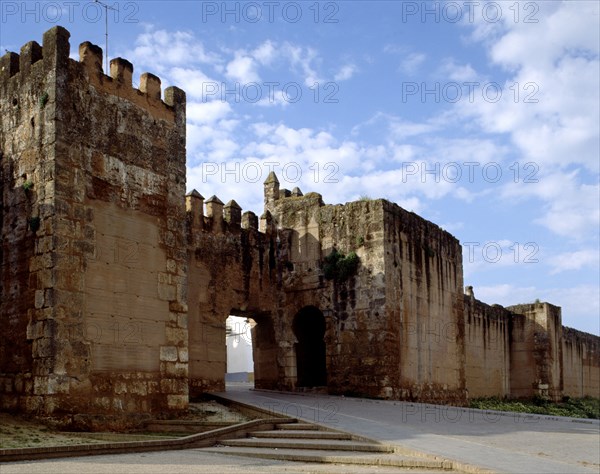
469, 396, 599, 419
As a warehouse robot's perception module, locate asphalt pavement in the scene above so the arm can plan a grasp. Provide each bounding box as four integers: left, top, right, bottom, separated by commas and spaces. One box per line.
218, 384, 600, 474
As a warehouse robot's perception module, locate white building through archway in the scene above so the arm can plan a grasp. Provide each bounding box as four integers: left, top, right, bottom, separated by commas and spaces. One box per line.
226, 316, 255, 383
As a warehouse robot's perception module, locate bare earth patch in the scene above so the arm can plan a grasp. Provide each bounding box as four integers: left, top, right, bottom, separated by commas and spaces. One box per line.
0, 401, 250, 449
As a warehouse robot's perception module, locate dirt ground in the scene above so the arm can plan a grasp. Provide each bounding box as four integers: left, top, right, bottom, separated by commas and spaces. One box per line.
0, 401, 250, 449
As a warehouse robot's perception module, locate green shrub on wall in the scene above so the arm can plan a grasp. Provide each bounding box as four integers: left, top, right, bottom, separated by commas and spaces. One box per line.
323, 249, 359, 281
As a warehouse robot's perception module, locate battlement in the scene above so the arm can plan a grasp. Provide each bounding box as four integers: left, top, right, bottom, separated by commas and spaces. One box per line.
186, 190, 262, 235
0, 26, 185, 121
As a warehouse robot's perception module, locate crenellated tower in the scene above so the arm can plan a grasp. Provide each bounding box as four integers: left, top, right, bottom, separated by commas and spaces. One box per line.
0, 26, 188, 424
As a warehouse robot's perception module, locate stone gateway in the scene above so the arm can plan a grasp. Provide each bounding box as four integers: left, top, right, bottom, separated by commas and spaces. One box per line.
1, 28, 598, 424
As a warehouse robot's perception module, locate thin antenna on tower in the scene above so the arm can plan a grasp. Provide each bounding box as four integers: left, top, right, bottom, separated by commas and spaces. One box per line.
95, 0, 119, 72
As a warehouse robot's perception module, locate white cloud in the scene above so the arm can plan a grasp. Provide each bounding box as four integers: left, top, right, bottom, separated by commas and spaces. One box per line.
126, 28, 221, 73
458, 2, 599, 174
226, 54, 260, 84
283, 43, 322, 86
334, 64, 357, 81
170, 67, 218, 99
383, 43, 407, 54
440, 58, 478, 82
252, 40, 277, 65
501, 170, 599, 240
489, 2, 599, 71
400, 52, 426, 75
388, 119, 438, 139
473, 283, 537, 305
533, 186, 600, 240
187, 101, 232, 124
547, 249, 600, 274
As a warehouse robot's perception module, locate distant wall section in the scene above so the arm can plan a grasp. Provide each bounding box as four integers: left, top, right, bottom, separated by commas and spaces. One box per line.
464, 296, 511, 398
562, 327, 600, 398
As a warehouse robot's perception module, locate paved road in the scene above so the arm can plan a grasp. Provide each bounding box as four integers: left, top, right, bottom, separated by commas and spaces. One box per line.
219, 385, 600, 474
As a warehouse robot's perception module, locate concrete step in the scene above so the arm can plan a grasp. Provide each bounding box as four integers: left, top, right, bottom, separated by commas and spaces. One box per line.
251, 429, 353, 440
201, 446, 452, 470
218, 437, 395, 453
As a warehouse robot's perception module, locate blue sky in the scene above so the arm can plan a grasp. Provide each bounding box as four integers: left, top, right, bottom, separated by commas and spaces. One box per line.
2, 1, 599, 334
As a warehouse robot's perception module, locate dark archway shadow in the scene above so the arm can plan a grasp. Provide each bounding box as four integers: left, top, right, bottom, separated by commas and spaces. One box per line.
293, 306, 327, 387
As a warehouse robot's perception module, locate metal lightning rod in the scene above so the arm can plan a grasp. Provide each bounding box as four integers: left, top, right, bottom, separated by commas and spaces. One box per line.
95, 0, 119, 72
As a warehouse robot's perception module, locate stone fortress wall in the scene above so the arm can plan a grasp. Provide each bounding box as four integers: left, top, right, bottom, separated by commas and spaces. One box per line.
1, 28, 598, 423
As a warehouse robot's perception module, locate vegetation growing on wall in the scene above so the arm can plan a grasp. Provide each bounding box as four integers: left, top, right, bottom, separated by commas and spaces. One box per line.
323, 249, 359, 281
39, 92, 49, 109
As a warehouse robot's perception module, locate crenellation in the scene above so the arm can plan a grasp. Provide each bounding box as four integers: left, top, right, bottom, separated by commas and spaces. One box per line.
241, 211, 259, 230
19, 41, 43, 76
140, 72, 162, 100
110, 58, 133, 87
185, 190, 204, 229
259, 209, 274, 234
42, 26, 70, 70
224, 199, 242, 229
205, 195, 223, 217
1, 26, 189, 421
205, 195, 224, 233
164, 86, 187, 113
0, 52, 20, 80
78, 41, 103, 76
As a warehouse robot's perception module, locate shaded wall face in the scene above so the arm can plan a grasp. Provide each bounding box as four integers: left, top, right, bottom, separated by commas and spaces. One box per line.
508, 303, 563, 400
187, 228, 276, 396
0, 46, 54, 411
464, 298, 511, 398
383, 202, 466, 404
562, 328, 600, 398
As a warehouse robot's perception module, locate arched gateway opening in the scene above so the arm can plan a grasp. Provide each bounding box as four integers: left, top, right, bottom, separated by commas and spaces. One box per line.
293, 306, 327, 387
226, 316, 255, 385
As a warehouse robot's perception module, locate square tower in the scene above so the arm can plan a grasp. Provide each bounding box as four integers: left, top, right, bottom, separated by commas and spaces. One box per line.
0, 27, 188, 422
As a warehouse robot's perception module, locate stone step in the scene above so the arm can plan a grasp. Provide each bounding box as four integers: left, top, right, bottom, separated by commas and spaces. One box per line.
218, 437, 395, 453
201, 446, 452, 470
276, 422, 323, 431
252, 429, 353, 440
